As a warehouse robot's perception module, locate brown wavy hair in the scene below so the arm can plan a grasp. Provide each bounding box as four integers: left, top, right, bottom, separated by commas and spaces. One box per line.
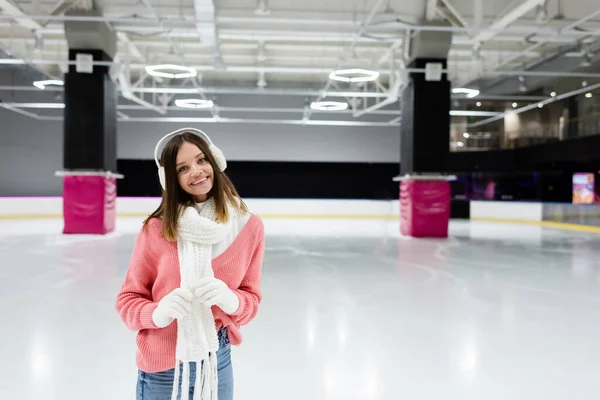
144, 131, 248, 241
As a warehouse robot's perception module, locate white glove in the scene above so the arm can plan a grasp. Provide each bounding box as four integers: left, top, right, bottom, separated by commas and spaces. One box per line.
152, 288, 194, 328
193, 277, 239, 314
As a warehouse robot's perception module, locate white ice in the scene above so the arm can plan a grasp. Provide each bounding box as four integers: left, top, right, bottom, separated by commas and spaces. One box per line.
1, 217, 600, 399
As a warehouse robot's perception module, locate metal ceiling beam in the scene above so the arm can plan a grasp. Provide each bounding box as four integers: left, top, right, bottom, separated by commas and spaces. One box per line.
457, 8, 600, 90
109, 117, 400, 127
5, 8, 596, 31
0, 84, 394, 97
0, 0, 41, 30
304, 0, 388, 122
40, 0, 81, 26
2, 53, 600, 81
467, 80, 600, 129
0, 102, 400, 115
0, 102, 40, 118
425, 0, 439, 21
0, 101, 503, 120
470, 0, 547, 44
473, 0, 482, 35
0, 109, 400, 127
3, 20, 600, 44
0, 85, 557, 101
193, 0, 224, 68
438, 0, 470, 28
0, 34, 584, 58
116, 31, 146, 62
0, 57, 397, 75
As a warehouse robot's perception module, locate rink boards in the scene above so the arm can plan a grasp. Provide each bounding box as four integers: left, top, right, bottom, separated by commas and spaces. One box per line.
0, 197, 401, 220
471, 200, 600, 232
1, 197, 599, 232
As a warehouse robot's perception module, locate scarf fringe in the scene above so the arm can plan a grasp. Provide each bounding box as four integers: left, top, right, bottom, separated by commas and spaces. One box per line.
199, 352, 218, 400
170, 354, 219, 400
171, 362, 181, 400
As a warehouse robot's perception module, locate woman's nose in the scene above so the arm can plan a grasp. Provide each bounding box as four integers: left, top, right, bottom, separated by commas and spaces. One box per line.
191, 164, 203, 175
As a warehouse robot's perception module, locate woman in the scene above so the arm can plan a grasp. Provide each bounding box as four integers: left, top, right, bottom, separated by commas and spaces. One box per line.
115, 128, 265, 400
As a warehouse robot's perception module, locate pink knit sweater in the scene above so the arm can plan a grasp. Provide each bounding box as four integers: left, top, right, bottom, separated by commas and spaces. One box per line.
115, 214, 264, 373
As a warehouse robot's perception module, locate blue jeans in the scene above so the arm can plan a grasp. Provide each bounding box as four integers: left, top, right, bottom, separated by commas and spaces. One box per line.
136, 327, 233, 400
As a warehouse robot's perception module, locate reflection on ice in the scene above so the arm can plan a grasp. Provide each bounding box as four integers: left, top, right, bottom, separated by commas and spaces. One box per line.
1, 217, 600, 399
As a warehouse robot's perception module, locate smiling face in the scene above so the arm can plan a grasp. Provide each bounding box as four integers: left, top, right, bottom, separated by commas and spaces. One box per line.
175, 140, 214, 202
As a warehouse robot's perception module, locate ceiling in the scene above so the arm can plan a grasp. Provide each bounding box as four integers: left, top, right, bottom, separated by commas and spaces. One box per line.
0, 0, 599, 126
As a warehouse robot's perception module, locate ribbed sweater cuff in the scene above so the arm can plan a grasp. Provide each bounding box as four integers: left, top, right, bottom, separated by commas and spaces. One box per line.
140, 302, 160, 329
229, 290, 246, 317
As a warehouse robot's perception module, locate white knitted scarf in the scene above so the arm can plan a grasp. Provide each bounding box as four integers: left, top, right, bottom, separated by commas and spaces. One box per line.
173, 197, 231, 400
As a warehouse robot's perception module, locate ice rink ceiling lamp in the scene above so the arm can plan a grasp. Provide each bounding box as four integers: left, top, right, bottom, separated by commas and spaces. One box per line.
452, 88, 480, 98
145, 64, 197, 79
33, 79, 63, 89
175, 99, 214, 109
310, 101, 348, 111
329, 68, 379, 83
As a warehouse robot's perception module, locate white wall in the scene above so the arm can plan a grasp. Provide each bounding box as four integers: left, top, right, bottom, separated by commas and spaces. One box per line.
117, 121, 400, 162
0, 111, 64, 196
0, 109, 400, 196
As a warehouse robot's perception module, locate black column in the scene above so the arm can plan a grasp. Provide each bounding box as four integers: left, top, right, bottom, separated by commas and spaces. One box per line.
400, 57, 451, 175
63, 49, 117, 172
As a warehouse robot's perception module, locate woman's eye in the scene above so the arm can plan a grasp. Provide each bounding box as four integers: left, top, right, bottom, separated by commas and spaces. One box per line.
178, 166, 188, 173
198, 158, 206, 164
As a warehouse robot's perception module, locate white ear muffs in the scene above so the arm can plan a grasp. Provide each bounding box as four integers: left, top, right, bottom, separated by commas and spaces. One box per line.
208, 143, 227, 172
153, 127, 226, 190
158, 166, 167, 190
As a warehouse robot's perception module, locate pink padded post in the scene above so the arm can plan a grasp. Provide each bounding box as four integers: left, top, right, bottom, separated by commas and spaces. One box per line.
400, 179, 450, 238
62, 175, 117, 234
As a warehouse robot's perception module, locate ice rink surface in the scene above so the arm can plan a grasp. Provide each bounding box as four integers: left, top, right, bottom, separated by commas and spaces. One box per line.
1, 216, 600, 399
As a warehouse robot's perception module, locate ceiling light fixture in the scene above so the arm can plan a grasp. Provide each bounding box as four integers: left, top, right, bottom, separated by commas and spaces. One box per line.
550, 91, 556, 97
310, 101, 348, 111
512, 102, 518, 108
175, 99, 214, 109
33, 79, 63, 89
585, 92, 593, 98
329, 68, 380, 83
452, 88, 480, 98
145, 64, 197, 79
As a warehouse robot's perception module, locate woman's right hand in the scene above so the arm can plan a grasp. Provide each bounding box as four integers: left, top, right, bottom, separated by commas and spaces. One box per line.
151, 288, 194, 328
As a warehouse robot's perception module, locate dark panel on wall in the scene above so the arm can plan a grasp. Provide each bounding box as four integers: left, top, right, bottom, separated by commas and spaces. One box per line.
446, 148, 515, 172
446, 133, 600, 173
450, 200, 470, 219
116, 159, 159, 197
449, 170, 572, 203
445, 133, 600, 203
116, 160, 401, 200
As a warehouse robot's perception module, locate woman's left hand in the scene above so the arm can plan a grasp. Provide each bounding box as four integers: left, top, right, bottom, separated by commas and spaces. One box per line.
193, 277, 240, 314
